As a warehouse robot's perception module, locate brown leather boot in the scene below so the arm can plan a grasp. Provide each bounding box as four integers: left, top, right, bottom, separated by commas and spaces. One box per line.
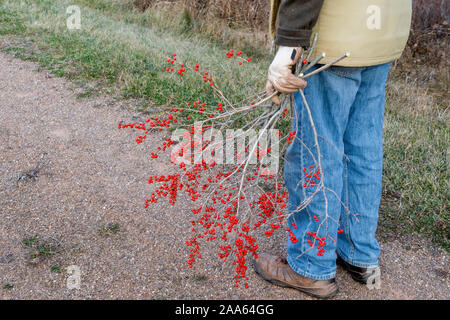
252, 253, 338, 298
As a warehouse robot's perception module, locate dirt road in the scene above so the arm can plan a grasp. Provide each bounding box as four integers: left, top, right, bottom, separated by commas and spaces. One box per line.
0, 52, 448, 299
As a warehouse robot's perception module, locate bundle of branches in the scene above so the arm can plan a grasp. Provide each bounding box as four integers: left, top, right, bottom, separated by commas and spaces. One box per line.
119, 36, 351, 289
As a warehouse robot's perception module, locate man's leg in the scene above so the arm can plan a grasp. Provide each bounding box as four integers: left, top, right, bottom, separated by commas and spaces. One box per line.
337, 63, 392, 268
284, 65, 363, 279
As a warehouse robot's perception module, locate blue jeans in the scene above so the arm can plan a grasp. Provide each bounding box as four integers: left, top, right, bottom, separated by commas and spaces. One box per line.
284, 62, 391, 280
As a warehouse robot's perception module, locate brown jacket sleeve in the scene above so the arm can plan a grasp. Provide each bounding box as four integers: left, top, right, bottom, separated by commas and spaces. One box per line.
275, 0, 325, 47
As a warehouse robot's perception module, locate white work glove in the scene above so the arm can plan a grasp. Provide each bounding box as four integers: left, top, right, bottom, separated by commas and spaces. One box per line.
266, 46, 307, 105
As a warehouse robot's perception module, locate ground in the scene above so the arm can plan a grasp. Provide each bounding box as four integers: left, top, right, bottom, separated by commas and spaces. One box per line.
0, 52, 448, 300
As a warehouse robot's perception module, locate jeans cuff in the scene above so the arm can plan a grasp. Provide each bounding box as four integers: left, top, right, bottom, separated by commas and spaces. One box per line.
337, 249, 379, 269
287, 256, 336, 280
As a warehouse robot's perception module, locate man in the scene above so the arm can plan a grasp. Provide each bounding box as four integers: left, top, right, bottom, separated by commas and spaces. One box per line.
254, 0, 412, 298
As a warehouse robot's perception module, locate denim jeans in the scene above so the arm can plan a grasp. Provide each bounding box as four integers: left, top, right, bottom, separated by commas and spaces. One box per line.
283, 62, 391, 280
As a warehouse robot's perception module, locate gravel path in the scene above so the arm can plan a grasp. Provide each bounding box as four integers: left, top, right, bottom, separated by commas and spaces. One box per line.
0, 52, 448, 300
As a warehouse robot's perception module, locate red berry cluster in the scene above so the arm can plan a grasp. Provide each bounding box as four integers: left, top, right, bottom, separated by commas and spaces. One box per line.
225, 49, 251, 66
182, 163, 279, 288
302, 165, 321, 188
304, 214, 344, 256
251, 189, 287, 235
306, 230, 327, 256
286, 222, 299, 243
165, 53, 177, 72
163, 49, 252, 87
118, 52, 332, 289
286, 131, 297, 144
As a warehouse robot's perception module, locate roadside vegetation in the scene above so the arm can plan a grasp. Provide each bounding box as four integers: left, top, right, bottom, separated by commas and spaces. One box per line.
0, 0, 447, 250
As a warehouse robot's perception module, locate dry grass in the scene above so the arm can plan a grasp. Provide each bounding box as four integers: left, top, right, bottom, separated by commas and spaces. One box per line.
133, 0, 270, 50
392, 0, 448, 94
135, 0, 268, 30
135, 0, 449, 87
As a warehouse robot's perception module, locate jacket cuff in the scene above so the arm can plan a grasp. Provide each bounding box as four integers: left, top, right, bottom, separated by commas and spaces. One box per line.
275, 28, 312, 48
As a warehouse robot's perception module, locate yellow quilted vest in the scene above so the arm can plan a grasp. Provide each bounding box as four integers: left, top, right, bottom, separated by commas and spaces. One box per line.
270, 0, 412, 67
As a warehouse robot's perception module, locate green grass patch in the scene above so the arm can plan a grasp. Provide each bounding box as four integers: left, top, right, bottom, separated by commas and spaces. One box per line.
3, 283, 14, 291
0, 7, 26, 35
382, 100, 449, 250
98, 222, 121, 236
22, 235, 59, 261
0, 0, 268, 107
50, 264, 62, 273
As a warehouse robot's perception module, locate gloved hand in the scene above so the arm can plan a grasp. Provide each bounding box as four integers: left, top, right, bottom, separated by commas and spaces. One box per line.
266, 46, 307, 105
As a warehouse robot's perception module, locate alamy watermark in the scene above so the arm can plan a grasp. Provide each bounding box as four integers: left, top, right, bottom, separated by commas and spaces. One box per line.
66, 265, 81, 289
366, 5, 381, 30
366, 267, 382, 290
170, 123, 280, 175
66, 5, 81, 30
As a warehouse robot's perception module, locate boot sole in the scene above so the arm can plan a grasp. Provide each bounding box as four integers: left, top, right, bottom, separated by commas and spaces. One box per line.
252, 260, 339, 299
